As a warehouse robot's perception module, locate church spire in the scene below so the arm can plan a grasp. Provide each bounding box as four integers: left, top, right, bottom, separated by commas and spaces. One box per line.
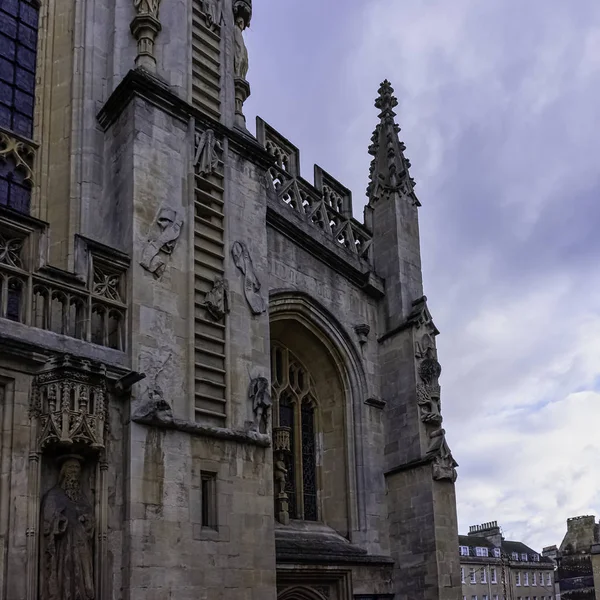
366, 80, 419, 207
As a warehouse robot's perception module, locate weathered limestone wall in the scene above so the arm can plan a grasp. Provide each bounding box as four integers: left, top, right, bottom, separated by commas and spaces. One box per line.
126, 425, 276, 600
267, 227, 389, 556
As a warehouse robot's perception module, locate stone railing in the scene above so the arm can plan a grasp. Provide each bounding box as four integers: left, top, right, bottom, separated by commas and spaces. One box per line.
257, 118, 373, 265
0, 211, 128, 351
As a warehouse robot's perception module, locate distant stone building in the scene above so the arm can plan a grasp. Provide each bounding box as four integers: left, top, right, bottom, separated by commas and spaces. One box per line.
459, 522, 555, 600
553, 516, 600, 600
0, 0, 463, 598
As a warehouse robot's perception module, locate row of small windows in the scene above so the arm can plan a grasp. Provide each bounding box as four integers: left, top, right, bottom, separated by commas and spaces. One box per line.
462, 567, 499, 584
459, 546, 540, 562
515, 572, 553, 587
461, 567, 552, 587
463, 597, 553, 600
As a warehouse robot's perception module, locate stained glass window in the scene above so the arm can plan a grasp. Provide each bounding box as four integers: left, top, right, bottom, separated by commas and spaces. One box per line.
0, 0, 39, 213
272, 343, 319, 522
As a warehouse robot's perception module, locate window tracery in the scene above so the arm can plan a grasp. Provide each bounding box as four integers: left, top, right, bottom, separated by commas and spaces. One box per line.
271, 343, 318, 521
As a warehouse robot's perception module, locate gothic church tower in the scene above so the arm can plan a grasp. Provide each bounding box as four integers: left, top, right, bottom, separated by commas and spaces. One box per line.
0, 0, 461, 597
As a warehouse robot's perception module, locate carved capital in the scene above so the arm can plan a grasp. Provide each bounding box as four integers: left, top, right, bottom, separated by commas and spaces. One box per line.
31, 355, 110, 453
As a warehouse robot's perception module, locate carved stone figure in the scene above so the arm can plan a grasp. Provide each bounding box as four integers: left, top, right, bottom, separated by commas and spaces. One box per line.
416, 354, 443, 425
231, 241, 266, 314
233, 15, 249, 80
202, 0, 223, 28
133, 354, 173, 422
426, 429, 458, 482
248, 376, 271, 433
274, 457, 288, 496
202, 277, 229, 321
140, 207, 184, 278
194, 129, 222, 177
40, 456, 95, 600
133, 0, 160, 17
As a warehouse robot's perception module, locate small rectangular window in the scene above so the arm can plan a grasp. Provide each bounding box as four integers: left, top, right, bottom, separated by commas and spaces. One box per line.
477, 546, 489, 557
493, 548, 501, 558
532, 573, 537, 586
513, 552, 519, 560
491, 567, 497, 583
460, 545, 470, 556
482, 595, 488, 600
524, 573, 529, 586
461, 567, 465, 583
470, 568, 476, 584
200, 471, 217, 529
546, 573, 551, 586
516, 572, 521, 586
521, 553, 528, 561
481, 569, 487, 584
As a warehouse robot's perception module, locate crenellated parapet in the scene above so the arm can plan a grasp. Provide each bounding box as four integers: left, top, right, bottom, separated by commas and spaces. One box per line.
257, 117, 373, 266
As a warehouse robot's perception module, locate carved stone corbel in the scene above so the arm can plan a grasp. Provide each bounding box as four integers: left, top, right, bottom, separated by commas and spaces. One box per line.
130, 0, 162, 71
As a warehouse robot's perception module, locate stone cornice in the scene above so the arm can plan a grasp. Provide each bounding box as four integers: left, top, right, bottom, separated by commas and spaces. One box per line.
266, 201, 385, 300
131, 413, 272, 447
97, 68, 274, 170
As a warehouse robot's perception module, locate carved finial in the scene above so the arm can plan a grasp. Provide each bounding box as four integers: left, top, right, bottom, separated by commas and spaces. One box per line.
366, 79, 419, 206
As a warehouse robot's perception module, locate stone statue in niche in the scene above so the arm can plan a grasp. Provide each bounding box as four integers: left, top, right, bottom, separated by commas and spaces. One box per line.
140, 207, 184, 278
232, 1, 250, 80
201, 0, 223, 29
132, 354, 173, 423
202, 277, 229, 321
194, 129, 222, 177
248, 376, 271, 433
231, 241, 266, 315
416, 353, 443, 426
426, 428, 458, 483
40, 456, 95, 600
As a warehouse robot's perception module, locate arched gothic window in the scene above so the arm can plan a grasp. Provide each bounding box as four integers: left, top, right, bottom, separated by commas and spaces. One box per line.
0, 0, 40, 213
271, 343, 318, 521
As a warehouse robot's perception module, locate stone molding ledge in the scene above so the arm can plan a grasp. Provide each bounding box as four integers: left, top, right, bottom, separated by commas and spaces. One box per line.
131, 413, 272, 447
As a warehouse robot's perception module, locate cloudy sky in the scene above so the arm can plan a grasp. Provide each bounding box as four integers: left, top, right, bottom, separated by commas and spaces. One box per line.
243, 0, 600, 550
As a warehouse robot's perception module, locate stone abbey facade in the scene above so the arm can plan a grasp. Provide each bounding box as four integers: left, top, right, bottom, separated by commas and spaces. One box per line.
0, 0, 462, 598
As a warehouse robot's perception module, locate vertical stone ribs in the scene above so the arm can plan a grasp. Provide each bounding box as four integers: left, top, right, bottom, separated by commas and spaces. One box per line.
191, 0, 222, 118
193, 128, 227, 425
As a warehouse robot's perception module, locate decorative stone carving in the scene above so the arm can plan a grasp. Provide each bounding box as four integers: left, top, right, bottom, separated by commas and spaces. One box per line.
231, 241, 266, 315
426, 428, 458, 482
232, 0, 252, 129
0, 130, 35, 184
273, 426, 291, 524
354, 323, 370, 347
194, 129, 222, 177
31, 356, 108, 452
248, 376, 271, 433
201, 276, 229, 321
140, 206, 184, 278
132, 353, 173, 423
416, 353, 443, 426
40, 455, 95, 600
130, 0, 162, 71
92, 265, 122, 302
201, 0, 223, 29
0, 232, 24, 268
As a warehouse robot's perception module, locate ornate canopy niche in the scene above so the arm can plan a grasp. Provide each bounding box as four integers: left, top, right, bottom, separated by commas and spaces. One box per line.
26, 354, 115, 600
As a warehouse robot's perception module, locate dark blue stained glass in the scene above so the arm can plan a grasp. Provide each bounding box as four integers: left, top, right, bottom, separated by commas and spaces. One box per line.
0, 0, 19, 17
0, 35, 16, 60
0, 81, 12, 103
0, 104, 9, 122
0, 179, 8, 202
15, 89, 33, 113
18, 24, 36, 49
6, 281, 22, 321
15, 67, 34, 92
279, 394, 297, 519
20, 3, 37, 27
16, 45, 34, 70
10, 182, 30, 212
2, 16, 17, 38
12, 111, 31, 136
0, 58, 12, 81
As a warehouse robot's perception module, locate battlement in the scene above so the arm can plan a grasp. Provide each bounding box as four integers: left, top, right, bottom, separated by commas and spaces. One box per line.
256, 117, 373, 265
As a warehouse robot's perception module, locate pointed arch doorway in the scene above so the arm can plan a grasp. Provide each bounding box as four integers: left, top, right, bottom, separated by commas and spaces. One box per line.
278, 585, 328, 600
